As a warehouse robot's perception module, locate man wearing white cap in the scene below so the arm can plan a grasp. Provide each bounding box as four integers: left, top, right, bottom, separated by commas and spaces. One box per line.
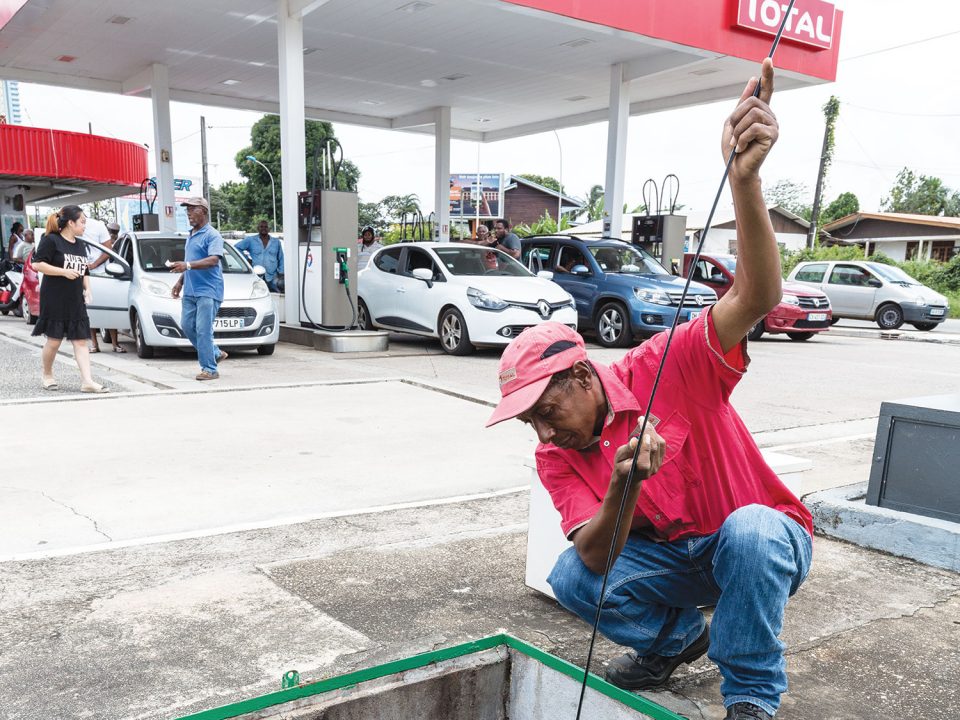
486, 62, 810, 720
170, 196, 226, 380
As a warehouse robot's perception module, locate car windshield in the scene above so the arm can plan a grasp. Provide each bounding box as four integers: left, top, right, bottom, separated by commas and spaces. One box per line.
866, 262, 919, 284
434, 246, 533, 276
138, 237, 249, 273
589, 244, 668, 275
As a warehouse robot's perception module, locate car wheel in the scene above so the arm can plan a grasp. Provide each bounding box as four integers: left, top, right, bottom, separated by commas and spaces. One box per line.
788, 332, 814, 341
21, 296, 37, 325
911, 322, 938, 331
133, 312, 154, 359
747, 320, 764, 341
438, 307, 474, 356
100, 328, 111, 344
595, 302, 632, 348
257, 343, 276, 355
830, 317, 841, 325
357, 298, 373, 331
875, 303, 904, 330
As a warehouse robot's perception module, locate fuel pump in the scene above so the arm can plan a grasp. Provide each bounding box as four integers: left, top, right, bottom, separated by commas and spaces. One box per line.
297, 188, 359, 328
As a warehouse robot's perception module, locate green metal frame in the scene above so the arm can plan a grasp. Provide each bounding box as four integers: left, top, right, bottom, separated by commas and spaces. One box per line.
173, 633, 685, 720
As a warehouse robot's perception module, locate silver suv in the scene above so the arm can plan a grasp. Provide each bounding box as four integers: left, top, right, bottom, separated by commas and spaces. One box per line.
787, 260, 948, 331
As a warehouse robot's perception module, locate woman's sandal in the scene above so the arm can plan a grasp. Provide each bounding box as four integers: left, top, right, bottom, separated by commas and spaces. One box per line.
89, 346, 101, 353
80, 383, 110, 394
42, 377, 59, 391
113, 346, 127, 353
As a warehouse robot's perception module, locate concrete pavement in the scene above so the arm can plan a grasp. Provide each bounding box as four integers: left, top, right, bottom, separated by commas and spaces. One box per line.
1, 313, 959, 719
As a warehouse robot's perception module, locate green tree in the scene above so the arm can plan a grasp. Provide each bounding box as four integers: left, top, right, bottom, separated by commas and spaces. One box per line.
358, 201, 383, 234
764, 179, 812, 220
820, 192, 859, 224
516, 174, 564, 194
582, 184, 604, 221
233, 115, 360, 231
881, 167, 959, 216
209, 181, 249, 231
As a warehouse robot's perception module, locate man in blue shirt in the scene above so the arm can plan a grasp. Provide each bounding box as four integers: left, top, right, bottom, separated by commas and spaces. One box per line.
235, 220, 284, 291
170, 197, 226, 381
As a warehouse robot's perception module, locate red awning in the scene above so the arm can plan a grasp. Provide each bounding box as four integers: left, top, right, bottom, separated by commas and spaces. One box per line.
0, 124, 149, 204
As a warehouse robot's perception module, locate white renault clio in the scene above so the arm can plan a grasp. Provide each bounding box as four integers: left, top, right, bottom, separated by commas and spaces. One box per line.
85, 232, 279, 358
358, 242, 577, 355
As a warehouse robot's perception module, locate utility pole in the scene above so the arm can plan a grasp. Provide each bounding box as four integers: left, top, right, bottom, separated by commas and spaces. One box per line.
200, 116, 210, 204
807, 96, 840, 249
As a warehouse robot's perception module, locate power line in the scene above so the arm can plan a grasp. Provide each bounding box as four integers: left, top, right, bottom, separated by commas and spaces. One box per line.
840, 29, 960, 62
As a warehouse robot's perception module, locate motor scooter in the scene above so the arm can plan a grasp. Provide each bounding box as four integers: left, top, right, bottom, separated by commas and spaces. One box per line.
0, 260, 23, 316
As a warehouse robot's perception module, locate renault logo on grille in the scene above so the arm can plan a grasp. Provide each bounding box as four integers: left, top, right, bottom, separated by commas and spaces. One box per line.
813, 298, 820, 307
537, 300, 552, 319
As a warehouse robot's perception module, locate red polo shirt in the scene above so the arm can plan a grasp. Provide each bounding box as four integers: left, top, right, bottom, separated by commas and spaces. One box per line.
535, 308, 813, 542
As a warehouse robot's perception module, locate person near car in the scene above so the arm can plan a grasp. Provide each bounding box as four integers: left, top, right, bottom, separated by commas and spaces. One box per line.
81, 216, 111, 267
170, 197, 226, 381
485, 61, 809, 720
30, 205, 109, 394
11, 228, 33, 263
235, 220, 284, 292
7, 221, 24, 261
474, 223, 491, 245
356, 226, 382, 271
88, 222, 126, 353
490, 218, 521, 259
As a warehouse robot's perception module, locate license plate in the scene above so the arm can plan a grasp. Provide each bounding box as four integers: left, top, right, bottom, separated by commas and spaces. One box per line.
688, 310, 702, 320
930, 307, 945, 316
213, 317, 244, 330
807, 312, 827, 322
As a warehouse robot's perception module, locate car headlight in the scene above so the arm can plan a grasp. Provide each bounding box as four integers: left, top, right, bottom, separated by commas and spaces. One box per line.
561, 292, 575, 308
781, 293, 800, 306
467, 286, 508, 311
141, 279, 172, 298
633, 287, 672, 306
250, 278, 269, 299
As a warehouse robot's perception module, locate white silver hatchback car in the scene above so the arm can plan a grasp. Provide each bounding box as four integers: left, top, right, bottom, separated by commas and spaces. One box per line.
788, 260, 948, 330
85, 231, 279, 357
358, 242, 577, 354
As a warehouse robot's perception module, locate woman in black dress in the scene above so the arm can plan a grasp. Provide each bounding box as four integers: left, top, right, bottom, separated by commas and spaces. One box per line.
31, 205, 108, 393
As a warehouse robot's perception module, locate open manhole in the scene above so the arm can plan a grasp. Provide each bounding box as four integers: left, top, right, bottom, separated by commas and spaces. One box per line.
175, 635, 683, 720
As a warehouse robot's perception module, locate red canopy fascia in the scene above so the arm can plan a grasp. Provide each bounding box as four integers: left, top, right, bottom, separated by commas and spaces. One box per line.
0, 124, 148, 186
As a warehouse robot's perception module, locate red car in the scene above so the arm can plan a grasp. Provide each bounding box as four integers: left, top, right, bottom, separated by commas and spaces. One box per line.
682, 253, 832, 341
20, 250, 40, 325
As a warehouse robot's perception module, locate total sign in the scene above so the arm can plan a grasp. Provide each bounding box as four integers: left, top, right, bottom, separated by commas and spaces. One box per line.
736, 0, 836, 50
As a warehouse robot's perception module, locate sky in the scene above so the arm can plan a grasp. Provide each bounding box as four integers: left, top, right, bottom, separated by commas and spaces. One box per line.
12, 0, 960, 221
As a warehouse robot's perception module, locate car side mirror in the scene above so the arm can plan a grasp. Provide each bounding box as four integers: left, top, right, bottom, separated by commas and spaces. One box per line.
711, 274, 729, 285
411, 267, 434, 288
104, 261, 126, 278
571, 264, 590, 275
867, 278, 882, 288
252, 264, 266, 277
537, 270, 554, 281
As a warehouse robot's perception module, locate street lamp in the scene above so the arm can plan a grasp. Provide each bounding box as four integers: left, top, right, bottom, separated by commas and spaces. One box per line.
245, 155, 277, 232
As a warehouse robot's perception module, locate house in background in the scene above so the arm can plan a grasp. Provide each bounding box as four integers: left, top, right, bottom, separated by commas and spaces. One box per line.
823, 212, 960, 262
562, 205, 809, 254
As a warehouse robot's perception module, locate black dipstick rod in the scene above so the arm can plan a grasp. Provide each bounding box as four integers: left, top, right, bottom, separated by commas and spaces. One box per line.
572, 2, 798, 718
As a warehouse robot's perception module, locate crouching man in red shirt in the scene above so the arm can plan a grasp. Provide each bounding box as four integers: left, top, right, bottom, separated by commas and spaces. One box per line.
486, 60, 811, 720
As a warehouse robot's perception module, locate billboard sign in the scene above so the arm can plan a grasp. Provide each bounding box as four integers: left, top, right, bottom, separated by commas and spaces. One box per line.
735, 0, 836, 50
449, 174, 503, 219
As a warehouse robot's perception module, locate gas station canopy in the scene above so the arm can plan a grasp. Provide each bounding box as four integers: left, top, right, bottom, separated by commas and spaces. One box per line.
0, 0, 841, 142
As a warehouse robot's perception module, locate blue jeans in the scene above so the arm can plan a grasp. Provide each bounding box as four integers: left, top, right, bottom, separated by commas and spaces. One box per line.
181, 295, 222, 373
548, 505, 812, 716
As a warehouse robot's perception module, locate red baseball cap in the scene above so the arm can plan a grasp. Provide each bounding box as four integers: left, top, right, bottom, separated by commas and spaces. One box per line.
486, 322, 588, 427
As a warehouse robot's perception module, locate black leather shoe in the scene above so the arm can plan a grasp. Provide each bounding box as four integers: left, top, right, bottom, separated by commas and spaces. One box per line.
604, 625, 709, 691
725, 702, 773, 719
